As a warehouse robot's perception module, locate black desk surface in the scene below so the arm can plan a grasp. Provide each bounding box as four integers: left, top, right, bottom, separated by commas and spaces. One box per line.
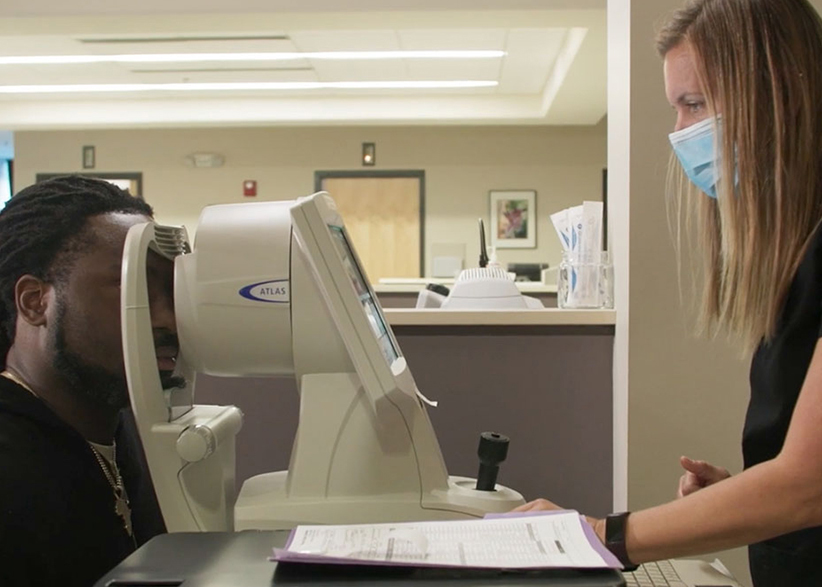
95, 531, 626, 587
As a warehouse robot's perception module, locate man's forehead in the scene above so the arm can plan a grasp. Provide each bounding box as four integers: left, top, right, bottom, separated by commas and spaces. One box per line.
81, 212, 152, 249
56, 212, 152, 276
86, 211, 152, 232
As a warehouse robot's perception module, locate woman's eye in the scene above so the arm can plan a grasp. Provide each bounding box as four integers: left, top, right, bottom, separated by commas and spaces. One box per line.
687, 102, 704, 114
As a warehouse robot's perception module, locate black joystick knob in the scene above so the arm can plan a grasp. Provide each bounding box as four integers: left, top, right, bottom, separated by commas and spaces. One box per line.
475, 431, 510, 491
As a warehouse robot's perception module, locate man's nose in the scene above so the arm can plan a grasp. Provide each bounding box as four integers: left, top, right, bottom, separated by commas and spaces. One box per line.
149, 290, 177, 333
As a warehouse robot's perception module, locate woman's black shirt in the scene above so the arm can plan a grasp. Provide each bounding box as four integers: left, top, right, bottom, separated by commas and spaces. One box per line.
746, 227, 822, 586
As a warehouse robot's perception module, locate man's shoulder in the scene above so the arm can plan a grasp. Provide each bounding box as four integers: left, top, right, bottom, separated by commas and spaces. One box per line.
0, 404, 103, 540
0, 376, 55, 428
0, 395, 90, 490
0, 415, 74, 501
0, 376, 83, 448
0, 406, 56, 459
0, 382, 137, 587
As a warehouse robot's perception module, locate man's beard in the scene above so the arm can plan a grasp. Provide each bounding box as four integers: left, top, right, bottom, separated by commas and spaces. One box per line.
52, 303, 130, 410
51, 301, 186, 411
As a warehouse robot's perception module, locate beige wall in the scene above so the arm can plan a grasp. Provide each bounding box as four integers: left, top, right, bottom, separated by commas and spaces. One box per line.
13, 124, 606, 279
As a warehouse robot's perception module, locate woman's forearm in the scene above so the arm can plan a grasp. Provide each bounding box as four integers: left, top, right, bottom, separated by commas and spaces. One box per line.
620, 455, 822, 564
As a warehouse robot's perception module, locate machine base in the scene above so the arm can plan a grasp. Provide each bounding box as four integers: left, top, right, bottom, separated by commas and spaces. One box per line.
234, 472, 525, 530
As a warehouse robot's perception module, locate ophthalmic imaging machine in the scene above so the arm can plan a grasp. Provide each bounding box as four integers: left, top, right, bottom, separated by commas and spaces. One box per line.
120, 192, 525, 533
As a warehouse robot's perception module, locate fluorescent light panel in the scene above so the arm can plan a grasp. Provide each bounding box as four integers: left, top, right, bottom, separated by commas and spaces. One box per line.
0, 80, 498, 94
0, 50, 506, 65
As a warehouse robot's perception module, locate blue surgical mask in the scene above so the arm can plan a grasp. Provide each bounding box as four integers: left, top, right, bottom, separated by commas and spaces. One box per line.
668, 116, 722, 199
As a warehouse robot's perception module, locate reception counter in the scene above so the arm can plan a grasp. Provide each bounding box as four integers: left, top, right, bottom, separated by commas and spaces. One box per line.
384, 308, 614, 326
195, 308, 615, 518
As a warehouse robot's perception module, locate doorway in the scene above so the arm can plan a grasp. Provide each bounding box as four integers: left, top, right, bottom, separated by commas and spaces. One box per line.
315, 170, 425, 283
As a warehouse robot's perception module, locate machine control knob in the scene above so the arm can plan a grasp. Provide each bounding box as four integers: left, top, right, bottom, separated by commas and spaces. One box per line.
176, 424, 216, 463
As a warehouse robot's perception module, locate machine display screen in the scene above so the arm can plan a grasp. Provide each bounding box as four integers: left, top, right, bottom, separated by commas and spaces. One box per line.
328, 225, 400, 366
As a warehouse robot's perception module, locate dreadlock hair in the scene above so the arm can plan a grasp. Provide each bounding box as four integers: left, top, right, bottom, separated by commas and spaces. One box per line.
0, 175, 153, 369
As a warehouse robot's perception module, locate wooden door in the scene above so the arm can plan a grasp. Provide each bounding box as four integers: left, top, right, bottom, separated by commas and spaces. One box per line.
320, 176, 422, 283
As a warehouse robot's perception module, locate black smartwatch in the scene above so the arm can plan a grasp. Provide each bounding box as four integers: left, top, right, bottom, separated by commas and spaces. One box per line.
605, 511, 638, 571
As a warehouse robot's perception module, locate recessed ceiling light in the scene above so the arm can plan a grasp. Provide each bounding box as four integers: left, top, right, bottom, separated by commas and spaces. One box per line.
0, 80, 499, 94
0, 50, 506, 66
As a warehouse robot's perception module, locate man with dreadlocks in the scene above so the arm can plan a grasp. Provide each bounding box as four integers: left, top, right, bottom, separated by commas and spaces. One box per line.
0, 176, 172, 586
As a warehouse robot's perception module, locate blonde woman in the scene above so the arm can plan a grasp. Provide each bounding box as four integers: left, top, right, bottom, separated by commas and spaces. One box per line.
516, 0, 822, 585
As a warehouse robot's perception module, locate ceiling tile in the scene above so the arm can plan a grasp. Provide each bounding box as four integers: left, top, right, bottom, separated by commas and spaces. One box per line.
404, 60, 499, 81
498, 28, 566, 93
121, 59, 312, 71
310, 60, 406, 82
397, 29, 506, 50
289, 30, 400, 52
73, 37, 300, 55
126, 68, 319, 84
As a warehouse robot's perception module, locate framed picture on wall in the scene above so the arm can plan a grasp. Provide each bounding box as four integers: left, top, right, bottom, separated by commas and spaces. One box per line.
36, 172, 144, 200
489, 189, 536, 249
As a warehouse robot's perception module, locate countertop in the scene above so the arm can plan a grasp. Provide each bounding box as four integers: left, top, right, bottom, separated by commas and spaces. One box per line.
383, 308, 615, 326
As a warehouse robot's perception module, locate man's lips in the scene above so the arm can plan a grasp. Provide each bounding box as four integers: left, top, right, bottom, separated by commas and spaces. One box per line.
155, 346, 178, 371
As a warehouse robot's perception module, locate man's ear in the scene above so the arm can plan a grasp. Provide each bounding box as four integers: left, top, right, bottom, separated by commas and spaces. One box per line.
15, 275, 53, 327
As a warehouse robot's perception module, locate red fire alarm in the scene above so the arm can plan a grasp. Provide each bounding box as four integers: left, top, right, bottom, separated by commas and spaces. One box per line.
243, 180, 257, 197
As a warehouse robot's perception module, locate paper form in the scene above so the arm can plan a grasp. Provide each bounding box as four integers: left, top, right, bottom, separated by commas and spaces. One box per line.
272, 510, 620, 570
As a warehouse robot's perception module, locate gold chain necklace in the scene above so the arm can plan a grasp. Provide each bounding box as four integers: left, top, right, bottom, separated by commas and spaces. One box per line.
1, 370, 134, 540
88, 443, 134, 538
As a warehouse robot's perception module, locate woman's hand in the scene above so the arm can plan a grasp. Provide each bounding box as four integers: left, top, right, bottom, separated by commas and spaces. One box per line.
512, 498, 606, 542
677, 456, 731, 498
512, 498, 563, 512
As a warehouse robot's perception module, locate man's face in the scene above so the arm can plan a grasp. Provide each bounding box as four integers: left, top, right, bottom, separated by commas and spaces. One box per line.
50, 213, 178, 410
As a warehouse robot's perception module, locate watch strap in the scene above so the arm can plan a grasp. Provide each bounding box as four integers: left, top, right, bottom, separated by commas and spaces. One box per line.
605, 511, 638, 571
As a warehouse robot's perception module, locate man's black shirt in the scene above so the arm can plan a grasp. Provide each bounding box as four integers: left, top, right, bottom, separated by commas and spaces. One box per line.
0, 377, 165, 586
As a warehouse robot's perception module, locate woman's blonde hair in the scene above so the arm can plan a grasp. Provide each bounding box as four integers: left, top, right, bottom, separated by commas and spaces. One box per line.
657, 0, 822, 349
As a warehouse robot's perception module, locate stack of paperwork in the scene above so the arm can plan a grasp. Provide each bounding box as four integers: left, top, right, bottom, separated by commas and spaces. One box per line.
270, 510, 621, 571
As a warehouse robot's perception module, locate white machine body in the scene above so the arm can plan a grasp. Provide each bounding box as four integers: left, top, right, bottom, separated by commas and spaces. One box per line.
417, 267, 544, 309
122, 193, 524, 533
